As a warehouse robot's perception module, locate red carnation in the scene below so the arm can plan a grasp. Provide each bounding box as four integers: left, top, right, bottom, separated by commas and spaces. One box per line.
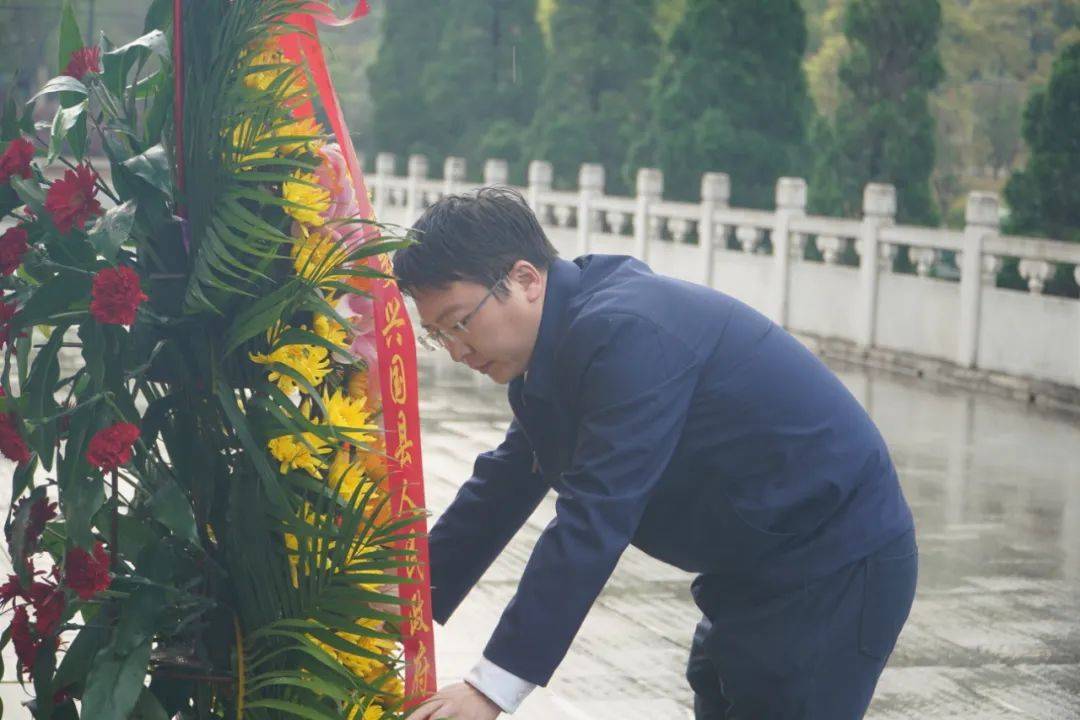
85, 421, 140, 472
90, 266, 147, 325
32, 585, 66, 635
0, 412, 30, 464
63, 46, 102, 80
0, 296, 16, 349
10, 605, 37, 676
0, 138, 35, 184
0, 574, 25, 605
25, 497, 58, 548
44, 163, 102, 234
64, 542, 111, 600
0, 226, 29, 275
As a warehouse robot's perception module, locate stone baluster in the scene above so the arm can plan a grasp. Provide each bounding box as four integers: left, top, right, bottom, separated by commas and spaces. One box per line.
735, 227, 759, 253
527, 160, 553, 221
911, 247, 938, 276
553, 204, 574, 227
857, 183, 896, 349
982, 254, 1002, 284
374, 152, 395, 223
957, 192, 999, 368
699, 173, 731, 287
1018, 259, 1053, 294
649, 215, 665, 242
443, 156, 466, 197
406, 154, 428, 223
577, 163, 605, 256
484, 158, 509, 186
669, 218, 691, 244
879, 243, 898, 271
772, 177, 807, 326
634, 168, 663, 262
817, 235, 843, 263
605, 211, 631, 235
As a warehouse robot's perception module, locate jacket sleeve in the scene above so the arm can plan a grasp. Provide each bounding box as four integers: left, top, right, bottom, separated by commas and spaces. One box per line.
482, 314, 700, 685
429, 417, 550, 624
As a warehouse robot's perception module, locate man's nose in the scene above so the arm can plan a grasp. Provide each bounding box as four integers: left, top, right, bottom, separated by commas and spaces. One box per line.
445, 335, 471, 364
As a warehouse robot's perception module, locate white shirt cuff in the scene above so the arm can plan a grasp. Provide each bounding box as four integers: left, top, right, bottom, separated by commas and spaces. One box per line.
464, 657, 536, 714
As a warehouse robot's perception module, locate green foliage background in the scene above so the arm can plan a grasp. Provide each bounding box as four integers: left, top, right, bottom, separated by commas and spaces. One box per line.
3, 0, 1079, 233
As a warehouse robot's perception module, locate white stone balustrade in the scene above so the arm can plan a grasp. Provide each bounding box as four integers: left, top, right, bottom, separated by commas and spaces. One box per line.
363, 153, 1080, 391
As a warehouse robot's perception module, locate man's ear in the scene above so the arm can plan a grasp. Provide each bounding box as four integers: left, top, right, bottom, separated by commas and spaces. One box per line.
510, 260, 545, 303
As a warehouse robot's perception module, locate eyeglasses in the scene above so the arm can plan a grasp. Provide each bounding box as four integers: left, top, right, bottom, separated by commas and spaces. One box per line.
418, 278, 505, 351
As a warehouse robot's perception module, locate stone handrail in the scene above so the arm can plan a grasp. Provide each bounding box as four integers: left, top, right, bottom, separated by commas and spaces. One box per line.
366, 153, 1080, 395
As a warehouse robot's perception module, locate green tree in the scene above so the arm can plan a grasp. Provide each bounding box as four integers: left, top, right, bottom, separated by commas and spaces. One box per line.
526, 0, 660, 194
1004, 40, 1080, 243
320, 1, 385, 157
419, 0, 545, 180
809, 0, 944, 224
632, 0, 811, 208
367, 2, 448, 162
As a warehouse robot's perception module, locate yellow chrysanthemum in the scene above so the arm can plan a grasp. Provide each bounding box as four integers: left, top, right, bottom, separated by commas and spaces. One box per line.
322, 388, 376, 446
357, 432, 389, 485
276, 116, 324, 154
283, 171, 330, 227
314, 314, 349, 350
346, 369, 370, 401
250, 342, 331, 395
327, 448, 371, 500
230, 118, 276, 167
311, 620, 399, 689
268, 432, 331, 478
244, 45, 293, 92
291, 225, 348, 282
363, 666, 404, 701
346, 705, 385, 720
284, 503, 333, 587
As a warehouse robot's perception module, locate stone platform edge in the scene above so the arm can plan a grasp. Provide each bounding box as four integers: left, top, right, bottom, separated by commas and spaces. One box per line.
796, 332, 1080, 419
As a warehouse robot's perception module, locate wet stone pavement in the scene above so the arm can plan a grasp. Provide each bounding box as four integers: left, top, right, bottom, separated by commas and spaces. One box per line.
3, 350, 1079, 718
417, 352, 1080, 719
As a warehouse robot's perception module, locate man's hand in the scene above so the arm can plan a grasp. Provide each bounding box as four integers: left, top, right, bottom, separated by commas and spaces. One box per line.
410, 682, 502, 720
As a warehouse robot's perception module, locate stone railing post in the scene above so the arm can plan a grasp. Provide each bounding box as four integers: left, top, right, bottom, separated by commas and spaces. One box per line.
527, 160, 553, 215
857, 183, 897, 349
484, 158, 509, 186
577, 163, 605, 257
406, 154, 428, 223
957, 192, 999, 368
634, 168, 663, 262
374, 152, 396, 223
772, 177, 807, 326
443, 156, 466, 197
699, 173, 730, 287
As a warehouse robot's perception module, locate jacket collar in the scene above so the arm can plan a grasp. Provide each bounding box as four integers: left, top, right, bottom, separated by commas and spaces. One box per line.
514, 257, 582, 402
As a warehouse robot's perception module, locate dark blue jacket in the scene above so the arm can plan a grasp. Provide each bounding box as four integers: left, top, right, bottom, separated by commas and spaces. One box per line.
429, 255, 914, 687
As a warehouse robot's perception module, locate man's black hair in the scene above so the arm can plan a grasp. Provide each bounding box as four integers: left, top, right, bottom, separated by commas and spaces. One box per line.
393, 186, 559, 295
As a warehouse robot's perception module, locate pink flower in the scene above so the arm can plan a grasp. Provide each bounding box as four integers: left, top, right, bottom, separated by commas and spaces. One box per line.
339, 293, 378, 367
314, 144, 365, 245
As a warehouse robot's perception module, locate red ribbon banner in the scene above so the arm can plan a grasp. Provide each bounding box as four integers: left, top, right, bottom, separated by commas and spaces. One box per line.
279, 5, 438, 709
